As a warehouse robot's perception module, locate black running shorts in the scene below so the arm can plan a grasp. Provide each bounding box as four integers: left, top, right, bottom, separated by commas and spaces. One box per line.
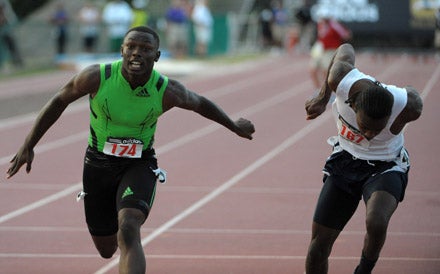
82, 146, 159, 236
313, 149, 409, 230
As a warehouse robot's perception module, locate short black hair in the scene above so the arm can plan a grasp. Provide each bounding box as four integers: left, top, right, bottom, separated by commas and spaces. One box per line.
353, 82, 393, 119
124, 26, 160, 48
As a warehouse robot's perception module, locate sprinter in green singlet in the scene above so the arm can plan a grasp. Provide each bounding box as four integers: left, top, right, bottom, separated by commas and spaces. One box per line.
6, 26, 255, 274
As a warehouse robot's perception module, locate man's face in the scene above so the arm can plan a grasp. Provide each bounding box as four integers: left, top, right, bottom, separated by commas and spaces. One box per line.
355, 109, 389, 140
121, 31, 160, 76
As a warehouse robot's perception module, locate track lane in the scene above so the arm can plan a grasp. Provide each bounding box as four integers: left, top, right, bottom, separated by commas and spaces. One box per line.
0, 52, 438, 274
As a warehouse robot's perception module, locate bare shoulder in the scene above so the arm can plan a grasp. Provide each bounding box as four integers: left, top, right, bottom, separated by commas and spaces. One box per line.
328, 43, 356, 91
328, 61, 354, 91
164, 78, 188, 101
73, 64, 101, 97
78, 64, 101, 79
166, 78, 186, 94
55, 64, 100, 104
163, 78, 194, 112
403, 86, 423, 122
390, 86, 423, 134
334, 43, 356, 64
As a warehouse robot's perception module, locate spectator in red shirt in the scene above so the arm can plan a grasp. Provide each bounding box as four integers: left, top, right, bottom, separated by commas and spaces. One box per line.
309, 11, 351, 90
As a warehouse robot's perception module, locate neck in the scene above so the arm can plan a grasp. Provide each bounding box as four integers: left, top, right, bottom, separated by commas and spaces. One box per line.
122, 70, 151, 89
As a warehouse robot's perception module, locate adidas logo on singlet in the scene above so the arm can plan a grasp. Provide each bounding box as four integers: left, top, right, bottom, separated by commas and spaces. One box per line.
136, 88, 150, 97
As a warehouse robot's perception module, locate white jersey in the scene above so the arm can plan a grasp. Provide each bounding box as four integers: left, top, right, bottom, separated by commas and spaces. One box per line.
332, 68, 407, 161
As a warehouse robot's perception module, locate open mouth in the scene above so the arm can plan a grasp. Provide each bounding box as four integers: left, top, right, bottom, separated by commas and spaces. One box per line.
129, 61, 143, 70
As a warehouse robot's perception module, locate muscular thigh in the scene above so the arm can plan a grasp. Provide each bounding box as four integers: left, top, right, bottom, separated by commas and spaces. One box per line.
83, 163, 121, 236
116, 161, 158, 218
363, 171, 408, 203
314, 175, 360, 230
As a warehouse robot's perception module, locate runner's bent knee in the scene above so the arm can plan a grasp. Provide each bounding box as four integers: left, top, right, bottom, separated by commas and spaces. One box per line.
117, 208, 145, 244
365, 210, 390, 237
92, 235, 118, 258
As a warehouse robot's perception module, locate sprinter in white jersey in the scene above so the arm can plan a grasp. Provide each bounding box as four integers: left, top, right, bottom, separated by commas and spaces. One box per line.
304, 43, 423, 274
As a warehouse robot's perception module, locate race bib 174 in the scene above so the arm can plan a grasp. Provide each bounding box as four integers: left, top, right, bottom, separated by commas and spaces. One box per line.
103, 137, 144, 158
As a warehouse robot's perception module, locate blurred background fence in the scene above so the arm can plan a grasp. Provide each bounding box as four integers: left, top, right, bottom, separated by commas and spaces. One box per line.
2, 0, 439, 70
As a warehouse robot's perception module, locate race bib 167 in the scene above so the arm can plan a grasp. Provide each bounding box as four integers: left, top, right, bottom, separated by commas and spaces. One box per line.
337, 115, 370, 148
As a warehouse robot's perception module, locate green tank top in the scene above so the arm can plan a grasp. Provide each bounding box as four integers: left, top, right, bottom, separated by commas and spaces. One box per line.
88, 60, 168, 155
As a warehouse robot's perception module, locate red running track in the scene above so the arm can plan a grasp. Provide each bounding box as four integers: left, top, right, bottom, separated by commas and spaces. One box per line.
0, 51, 439, 274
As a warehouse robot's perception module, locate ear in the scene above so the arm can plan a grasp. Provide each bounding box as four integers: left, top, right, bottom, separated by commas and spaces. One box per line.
155, 51, 161, 62
351, 102, 358, 113
120, 46, 124, 56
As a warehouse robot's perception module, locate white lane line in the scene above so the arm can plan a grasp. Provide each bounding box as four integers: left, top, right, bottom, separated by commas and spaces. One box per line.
1, 226, 439, 238
0, 131, 89, 166
0, 253, 100, 258
331, 256, 440, 262
0, 67, 309, 167
93, 111, 332, 274
94, 53, 419, 274
1, 53, 432, 272
0, 253, 438, 262
0, 58, 304, 131
420, 61, 440, 100
156, 81, 310, 155
0, 99, 89, 131
0, 183, 82, 224
0, 81, 311, 226
0, 80, 311, 166
202, 59, 307, 99
3, 182, 439, 198
146, 255, 440, 262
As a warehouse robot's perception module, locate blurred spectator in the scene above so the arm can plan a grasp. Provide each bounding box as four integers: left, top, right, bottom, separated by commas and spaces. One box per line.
77, 1, 100, 53
309, 11, 351, 90
294, 0, 315, 53
435, 8, 440, 57
131, 0, 149, 28
49, 1, 69, 56
165, 0, 189, 58
259, 6, 274, 50
102, 0, 133, 53
191, 0, 213, 57
271, 0, 288, 49
0, 0, 23, 70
